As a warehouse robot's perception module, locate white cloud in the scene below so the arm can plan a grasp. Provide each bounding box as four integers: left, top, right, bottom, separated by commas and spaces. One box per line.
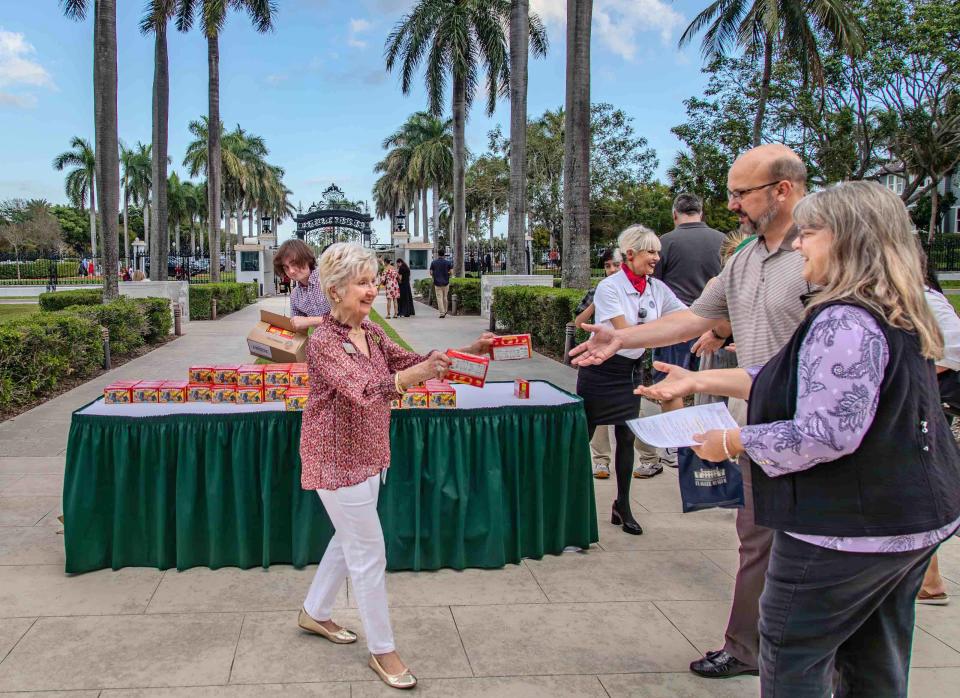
348, 37, 368, 49
0, 28, 54, 89
265, 73, 289, 85
348, 17, 372, 49
0, 91, 37, 109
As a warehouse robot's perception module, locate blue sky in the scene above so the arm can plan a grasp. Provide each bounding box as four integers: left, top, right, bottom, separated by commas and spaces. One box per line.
0, 0, 714, 242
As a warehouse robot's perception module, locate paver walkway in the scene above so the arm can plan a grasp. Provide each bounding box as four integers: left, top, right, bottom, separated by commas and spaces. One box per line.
0, 294, 957, 696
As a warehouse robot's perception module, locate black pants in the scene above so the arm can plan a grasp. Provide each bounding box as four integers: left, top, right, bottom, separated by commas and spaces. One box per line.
759, 531, 938, 698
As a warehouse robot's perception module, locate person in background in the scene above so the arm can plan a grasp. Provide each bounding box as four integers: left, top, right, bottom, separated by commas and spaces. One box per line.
576, 225, 687, 534
429, 252, 454, 318
382, 259, 400, 319
274, 239, 330, 330
639, 180, 960, 697
395, 258, 415, 318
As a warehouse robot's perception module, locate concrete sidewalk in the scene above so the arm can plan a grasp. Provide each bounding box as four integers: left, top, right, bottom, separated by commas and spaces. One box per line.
0, 295, 957, 696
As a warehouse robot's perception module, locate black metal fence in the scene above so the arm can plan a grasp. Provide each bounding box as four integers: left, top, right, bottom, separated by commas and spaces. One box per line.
922, 236, 960, 273
0, 252, 235, 286
462, 243, 608, 277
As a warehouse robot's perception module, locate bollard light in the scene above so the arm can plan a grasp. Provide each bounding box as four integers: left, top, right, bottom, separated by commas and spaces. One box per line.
173, 303, 183, 336
451, 293, 459, 316
101, 326, 111, 370
563, 322, 576, 365
211, 298, 218, 321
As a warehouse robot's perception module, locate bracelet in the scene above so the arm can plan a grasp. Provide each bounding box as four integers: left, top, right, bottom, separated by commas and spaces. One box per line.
394, 372, 406, 395
722, 429, 734, 461
711, 328, 726, 341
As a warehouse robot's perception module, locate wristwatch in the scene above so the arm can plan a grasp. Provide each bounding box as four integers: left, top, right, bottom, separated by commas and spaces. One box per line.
710, 328, 727, 341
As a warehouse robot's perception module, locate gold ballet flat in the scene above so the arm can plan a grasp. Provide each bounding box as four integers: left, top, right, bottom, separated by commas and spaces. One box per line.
297, 607, 357, 644
368, 654, 418, 690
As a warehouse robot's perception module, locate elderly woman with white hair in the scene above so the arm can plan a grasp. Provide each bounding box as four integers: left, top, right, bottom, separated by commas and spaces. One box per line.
576, 225, 687, 535
296, 242, 492, 689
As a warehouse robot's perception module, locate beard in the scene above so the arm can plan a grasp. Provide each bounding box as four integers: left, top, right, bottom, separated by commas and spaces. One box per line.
738, 195, 781, 236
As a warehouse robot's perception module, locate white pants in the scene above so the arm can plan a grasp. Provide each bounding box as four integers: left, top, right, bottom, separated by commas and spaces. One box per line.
303, 472, 395, 654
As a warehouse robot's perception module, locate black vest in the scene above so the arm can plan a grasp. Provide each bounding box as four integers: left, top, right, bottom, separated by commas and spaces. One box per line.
748, 302, 960, 537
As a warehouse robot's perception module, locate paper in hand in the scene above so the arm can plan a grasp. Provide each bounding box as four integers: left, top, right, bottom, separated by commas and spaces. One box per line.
627, 402, 739, 448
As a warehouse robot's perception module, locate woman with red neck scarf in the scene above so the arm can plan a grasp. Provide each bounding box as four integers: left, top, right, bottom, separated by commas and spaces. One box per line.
576, 225, 687, 534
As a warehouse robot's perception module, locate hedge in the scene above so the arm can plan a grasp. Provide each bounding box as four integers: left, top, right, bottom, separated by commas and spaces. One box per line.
38, 289, 103, 311
414, 277, 481, 314
189, 282, 258, 320
491, 286, 589, 358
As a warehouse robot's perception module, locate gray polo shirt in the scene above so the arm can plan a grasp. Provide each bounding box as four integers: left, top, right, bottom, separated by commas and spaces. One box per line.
690, 228, 810, 368
653, 222, 726, 305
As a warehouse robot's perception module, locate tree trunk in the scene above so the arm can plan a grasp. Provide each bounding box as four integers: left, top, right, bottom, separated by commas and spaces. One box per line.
489, 204, 495, 242
561, 0, 592, 289
94, 0, 120, 299
224, 201, 233, 272
190, 218, 196, 260
508, 0, 530, 274
175, 221, 181, 256
122, 188, 129, 265
752, 32, 774, 148
249, 208, 254, 238
207, 32, 222, 283
928, 185, 940, 244
432, 185, 440, 254
88, 178, 97, 258
412, 188, 420, 242
143, 191, 150, 253
421, 187, 429, 242
150, 22, 170, 280
452, 72, 467, 277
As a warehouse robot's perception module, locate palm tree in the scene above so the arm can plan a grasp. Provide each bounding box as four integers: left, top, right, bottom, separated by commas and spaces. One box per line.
408, 113, 454, 250
562, 0, 593, 289
61, 0, 121, 299
119, 143, 152, 264
385, 0, 547, 277
466, 154, 509, 242
177, 0, 275, 282
167, 172, 188, 256
53, 136, 97, 257
680, 0, 864, 147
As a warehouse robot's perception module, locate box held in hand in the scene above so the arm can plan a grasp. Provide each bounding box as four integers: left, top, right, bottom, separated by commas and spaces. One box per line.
492, 334, 532, 361
445, 349, 490, 387
247, 310, 308, 363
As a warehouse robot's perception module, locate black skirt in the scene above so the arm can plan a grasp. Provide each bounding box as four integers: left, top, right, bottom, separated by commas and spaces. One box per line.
397, 280, 415, 317
576, 354, 644, 426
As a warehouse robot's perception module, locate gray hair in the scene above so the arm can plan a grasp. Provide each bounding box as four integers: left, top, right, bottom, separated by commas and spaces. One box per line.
318, 242, 378, 303
618, 224, 661, 255
672, 193, 703, 216
770, 155, 808, 190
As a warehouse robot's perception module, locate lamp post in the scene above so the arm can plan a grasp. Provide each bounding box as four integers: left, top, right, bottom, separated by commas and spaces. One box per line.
132, 237, 146, 275
260, 215, 272, 236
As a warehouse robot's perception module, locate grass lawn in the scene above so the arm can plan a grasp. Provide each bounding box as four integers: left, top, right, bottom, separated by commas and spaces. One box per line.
0, 304, 40, 322
948, 295, 960, 315
941, 280, 960, 288
369, 308, 413, 351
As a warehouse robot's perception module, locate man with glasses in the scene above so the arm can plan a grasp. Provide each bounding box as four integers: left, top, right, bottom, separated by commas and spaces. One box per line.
572, 143, 810, 680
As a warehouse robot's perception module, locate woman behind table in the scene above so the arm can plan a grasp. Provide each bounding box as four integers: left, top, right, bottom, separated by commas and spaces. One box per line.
395, 259, 415, 318
297, 242, 492, 690
382, 259, 400, 319
576, 225, 687, 535
639, 181, 960, 697
274, 239, 330, 331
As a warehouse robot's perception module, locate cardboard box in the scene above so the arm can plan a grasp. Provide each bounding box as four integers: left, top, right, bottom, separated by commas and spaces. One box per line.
445, 349, 490, 387
159, 380, 188, 403
285, 387, 309, 411
390, 398, 402, 410
237, 386, 264, 404
237, 364, 265, 387
264, 364, 291, 387
212, 365, 240, 385
425, 380, 457, 408
211, 384, 237, 404
187, 383, 212, 402
247, 310, 309, 363
492, 334, 533, 361
264, 384, 288, 402
289, 363, 309, 388
189, 366, 215, 383
132, 380, 164, 403
514, 379, 530, 399
104, 380, 139, 404
401, 385, 429, 408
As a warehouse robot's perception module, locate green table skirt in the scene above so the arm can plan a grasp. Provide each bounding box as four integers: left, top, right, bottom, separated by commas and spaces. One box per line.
63, 394, 598, 573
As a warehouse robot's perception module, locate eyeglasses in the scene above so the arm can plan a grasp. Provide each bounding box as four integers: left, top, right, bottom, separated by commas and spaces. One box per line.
727, 181, 781, 202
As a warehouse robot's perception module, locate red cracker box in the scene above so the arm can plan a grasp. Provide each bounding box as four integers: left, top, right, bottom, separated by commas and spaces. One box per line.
132, 381, 165, 403
285, 388, 310, 411
159, 380, 188, 404
390, 398, 402, 410
264, 363, 291, 387
237, 364, 265, 387
187, 383, 212, 402
103, 380, 139, 404
289, 363, 309, 388
491, 334, 533, 361
188, 365, 215, 383
425, 380, 457, 408
401, 385, 429, 409
212, 365, 240, 385
445, 349, 490, 388
237, 386, 264, 404
264, 384, 288, 402
211, 384, 237, 404
514, 379, 530, 399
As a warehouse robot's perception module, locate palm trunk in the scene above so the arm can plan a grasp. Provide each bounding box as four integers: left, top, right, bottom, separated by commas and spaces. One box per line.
95, 0, 120, 299
452, 72, 467, 278
122, 188, 130, 265
224, 201, 233, 272
432, 185, 440, 254
508, 0, 530, 274
928, 185, 940, 244
150, 21, 170, 280
421, 187, 429, 242
412, 189, 420, 242
207, 32, 222, 283
248, 208, 254, 238
175, 221, 181, 256
143, 192, 151, 254
190, 218, 196, 260
89, 180, 97, 258
562, 0, 592, 289
752, 32, 774, 148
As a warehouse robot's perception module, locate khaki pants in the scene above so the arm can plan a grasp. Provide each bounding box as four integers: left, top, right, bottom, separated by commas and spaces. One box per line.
435, 284, 449, 314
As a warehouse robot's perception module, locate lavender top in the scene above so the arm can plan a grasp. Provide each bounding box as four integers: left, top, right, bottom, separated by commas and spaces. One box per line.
740, 304, 960, 553
291, 268, 331, 318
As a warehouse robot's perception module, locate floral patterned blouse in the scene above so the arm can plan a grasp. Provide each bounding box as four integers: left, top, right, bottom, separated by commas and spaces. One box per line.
299, 315, 427, 490
383, 266, 400, 300
740, 304, 960, 552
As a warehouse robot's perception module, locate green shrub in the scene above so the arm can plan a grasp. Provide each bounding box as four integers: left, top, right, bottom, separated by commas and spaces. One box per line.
188, 282, 258, 320
491, 286, 590, 357
69, 298, 149, 356
0, 311, 103, 410
135, 298, 172, 341
38, 289, 102, 312
415, 277, 481, 314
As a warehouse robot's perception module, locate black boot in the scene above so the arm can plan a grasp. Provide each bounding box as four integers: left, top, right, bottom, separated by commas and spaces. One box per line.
610, 500, 643, 535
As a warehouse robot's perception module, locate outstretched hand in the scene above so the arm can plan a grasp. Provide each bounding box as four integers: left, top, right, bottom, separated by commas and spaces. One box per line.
569, 323, 622, 366
634, 361, 698, 401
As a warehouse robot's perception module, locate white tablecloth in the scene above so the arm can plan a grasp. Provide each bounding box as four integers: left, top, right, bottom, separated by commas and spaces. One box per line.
78, 381, 577, 417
